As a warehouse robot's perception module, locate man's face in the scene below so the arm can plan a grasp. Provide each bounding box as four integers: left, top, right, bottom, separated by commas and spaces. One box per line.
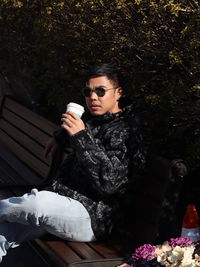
85, 76, 122, 116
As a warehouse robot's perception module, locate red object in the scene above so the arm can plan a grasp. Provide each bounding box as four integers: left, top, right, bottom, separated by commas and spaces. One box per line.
182, 204, 199, 228
181, 204, 200, 243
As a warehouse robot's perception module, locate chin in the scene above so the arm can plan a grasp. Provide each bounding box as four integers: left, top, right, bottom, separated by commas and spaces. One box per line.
89, 110, 103, 116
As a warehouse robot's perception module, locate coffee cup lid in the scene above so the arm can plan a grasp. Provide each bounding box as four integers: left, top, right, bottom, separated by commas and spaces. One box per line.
67, 102, 84, 111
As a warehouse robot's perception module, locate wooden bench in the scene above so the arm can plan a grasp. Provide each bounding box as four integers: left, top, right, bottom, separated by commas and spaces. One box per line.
0, 96, 124, 267
0, 95, 189, 266
0, 96, 60, 187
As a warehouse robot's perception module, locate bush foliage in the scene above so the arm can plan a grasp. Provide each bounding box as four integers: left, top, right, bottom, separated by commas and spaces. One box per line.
0, 0, 199, 169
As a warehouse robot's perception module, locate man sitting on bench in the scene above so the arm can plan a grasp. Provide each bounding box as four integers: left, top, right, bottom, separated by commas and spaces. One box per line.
0, 63, 146, 262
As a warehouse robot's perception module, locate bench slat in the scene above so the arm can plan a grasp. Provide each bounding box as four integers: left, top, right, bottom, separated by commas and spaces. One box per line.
0, 118, 51, 165
0, 130, 49, 179
0, 188, 15, 200
0, 158, 26, 186
4, 97, 58, 134
28, 240, 65, 267
0, 146, 45, 185
1, 109, 53, 147
46, 241, 82, 263
0, 118, 51, 166
67, 258, 124, 267
88, 242, 120, 258
67, 242, 103, 260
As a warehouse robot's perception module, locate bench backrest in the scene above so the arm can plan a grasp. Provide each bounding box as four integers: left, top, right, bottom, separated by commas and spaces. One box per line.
0, 96, 59, 183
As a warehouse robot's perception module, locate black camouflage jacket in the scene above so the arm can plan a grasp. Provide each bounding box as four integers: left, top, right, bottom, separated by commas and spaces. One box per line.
50, 101, 146, 240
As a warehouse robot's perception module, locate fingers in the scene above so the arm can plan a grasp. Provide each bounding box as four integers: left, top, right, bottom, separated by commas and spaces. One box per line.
44, 147, 49, 158
61, 111, 79, 126
62, 111, 78, 121
66, 111, 79, 119
61, 112, 85, 136
44, 145, 56, 158
44, 138, 58, 158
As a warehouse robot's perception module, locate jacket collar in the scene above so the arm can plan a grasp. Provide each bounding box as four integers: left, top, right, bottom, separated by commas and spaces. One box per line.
83, 96, 135, 124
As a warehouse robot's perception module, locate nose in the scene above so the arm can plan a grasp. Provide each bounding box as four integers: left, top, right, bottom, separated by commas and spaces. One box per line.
90, 91, 98, 100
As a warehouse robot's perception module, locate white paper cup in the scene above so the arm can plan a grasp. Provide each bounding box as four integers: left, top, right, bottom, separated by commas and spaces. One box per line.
66, 102, 85, 118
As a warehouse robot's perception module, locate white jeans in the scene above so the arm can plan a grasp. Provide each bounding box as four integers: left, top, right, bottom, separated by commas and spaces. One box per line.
0, 189, 95, 261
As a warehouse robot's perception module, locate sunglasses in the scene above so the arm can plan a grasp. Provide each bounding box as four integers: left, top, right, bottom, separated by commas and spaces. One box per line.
82, 86, 117, 97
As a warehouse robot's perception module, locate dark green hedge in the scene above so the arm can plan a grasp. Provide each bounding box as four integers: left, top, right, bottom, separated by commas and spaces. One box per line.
0, 0, 199, 170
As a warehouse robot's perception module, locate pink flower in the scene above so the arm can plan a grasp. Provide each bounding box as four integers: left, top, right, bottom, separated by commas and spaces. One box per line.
167, 237, 192, 248
132, 244, 156, 265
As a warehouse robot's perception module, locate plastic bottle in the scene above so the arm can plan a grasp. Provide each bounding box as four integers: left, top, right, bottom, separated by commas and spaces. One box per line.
181, 204, 200, 243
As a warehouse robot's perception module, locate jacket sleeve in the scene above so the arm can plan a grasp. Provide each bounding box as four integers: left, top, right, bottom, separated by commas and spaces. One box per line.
53, 128, 71, 148
69, 126, 145, 197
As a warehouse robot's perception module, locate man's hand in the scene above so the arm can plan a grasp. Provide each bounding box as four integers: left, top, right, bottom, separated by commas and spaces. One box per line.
44, 137, 59, 158
61, 111, 85, 136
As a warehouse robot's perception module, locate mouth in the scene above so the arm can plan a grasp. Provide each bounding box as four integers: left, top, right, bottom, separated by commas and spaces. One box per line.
90, 104, 100, 110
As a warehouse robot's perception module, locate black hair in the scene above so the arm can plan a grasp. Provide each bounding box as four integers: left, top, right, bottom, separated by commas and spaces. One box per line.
85, 63, 124, 88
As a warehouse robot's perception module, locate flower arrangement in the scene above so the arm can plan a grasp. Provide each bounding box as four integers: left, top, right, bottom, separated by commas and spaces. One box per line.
118, 237, 200, 267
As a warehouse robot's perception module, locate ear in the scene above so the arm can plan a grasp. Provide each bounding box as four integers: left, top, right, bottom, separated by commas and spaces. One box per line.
116, 87, 123, 100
